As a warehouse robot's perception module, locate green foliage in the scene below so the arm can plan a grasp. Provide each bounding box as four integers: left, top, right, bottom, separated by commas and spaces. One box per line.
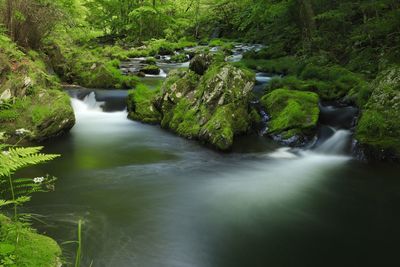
263, 61, 368, 101
0, 146, 59, 216
0, 214, 61, 267
170, 53, 189, 63
236, 57, 299, 75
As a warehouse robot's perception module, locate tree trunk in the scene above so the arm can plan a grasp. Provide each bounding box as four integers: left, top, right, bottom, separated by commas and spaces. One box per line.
5, 0, 14, 39
297, 0, 316, 40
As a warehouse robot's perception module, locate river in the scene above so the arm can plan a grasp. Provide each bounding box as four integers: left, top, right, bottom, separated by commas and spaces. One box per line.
28, 45, 400, 267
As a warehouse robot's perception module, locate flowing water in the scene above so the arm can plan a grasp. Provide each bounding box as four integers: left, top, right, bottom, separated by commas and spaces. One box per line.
27, 47, 400, 267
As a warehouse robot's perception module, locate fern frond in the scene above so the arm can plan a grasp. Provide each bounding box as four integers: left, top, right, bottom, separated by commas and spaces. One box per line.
0, 148, 60, 177
0, 199, 15, 207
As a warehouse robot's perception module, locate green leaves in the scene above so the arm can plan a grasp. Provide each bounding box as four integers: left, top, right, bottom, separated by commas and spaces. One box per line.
0, 145, 59, 220
0, 146, 60, 178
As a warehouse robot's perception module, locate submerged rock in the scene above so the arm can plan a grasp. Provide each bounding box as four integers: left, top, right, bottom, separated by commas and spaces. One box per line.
128, 61, 257, 150
355, 66, 400, 162
140, 65, 161, 75
261, 88, 320, 146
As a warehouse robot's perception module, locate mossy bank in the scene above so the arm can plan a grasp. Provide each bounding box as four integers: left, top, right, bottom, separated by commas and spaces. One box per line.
0, 34, 75, 143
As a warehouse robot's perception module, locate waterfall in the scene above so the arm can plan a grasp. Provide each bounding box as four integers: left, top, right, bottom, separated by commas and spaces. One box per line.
71, 92, 104, 113
314, 129, 351, 155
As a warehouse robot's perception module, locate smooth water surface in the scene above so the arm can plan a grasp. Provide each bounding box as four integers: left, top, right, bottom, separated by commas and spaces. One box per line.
27, 91, 400, 267
28, 46, 400, 266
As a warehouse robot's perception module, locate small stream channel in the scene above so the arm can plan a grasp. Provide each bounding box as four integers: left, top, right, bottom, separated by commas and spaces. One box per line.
27, 44, 400, 267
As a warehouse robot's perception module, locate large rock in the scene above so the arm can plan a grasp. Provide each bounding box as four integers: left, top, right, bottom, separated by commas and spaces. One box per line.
355, 66, 400, 162
128, 63, 257, 150
261, 88, 320, 145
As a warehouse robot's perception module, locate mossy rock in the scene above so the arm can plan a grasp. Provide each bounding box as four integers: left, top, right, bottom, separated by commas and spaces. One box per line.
355, 66, 400, 161
170, 53, 189, 63
261, 88, 320, 142
0, 214, 62, 267
127, 84, 162, 124
141, 57, 157, 65
128, 61, 258, 150
140, 65, 161, 75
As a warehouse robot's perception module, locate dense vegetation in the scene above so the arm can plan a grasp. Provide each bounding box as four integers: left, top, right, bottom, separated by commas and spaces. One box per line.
0, 0, 399, 264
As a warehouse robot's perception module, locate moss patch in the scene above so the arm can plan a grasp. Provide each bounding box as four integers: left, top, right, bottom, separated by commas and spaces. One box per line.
355, 66, 400, 159
127, 84, 162, 124
261, 88, 320, 139
0, 215, 61, 267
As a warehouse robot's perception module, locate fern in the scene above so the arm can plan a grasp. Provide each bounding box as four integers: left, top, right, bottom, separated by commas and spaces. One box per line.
0, 146, 59, 177
0, 145, 59, 221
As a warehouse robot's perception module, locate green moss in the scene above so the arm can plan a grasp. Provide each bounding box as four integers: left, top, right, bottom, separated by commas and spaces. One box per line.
140, 65, 160, 75
126, 49, 150, 58
355, 66, 400, 156
202, 105, 234, 150
0, 109, 19, 122
168, 98, 201, 138
127, 84, 161, 124
43, 39, 138, 89
0, 33, 75, 143
0, 214, 61, 267
267, 65, 367, 101
143, 57, 157, 65
235, 57, 299, 75
261, 88, 320, 138
170, 54, 188, 63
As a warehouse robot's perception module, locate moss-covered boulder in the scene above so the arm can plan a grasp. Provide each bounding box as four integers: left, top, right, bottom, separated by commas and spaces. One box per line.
355, 66, 400, 162
140, 65, 161, 75
128, 62, 257, 150
170, 53, 189, 63
0, 215, 61, 267
0, 34, 75, 143
127, 84, 162, 124
261, 88, 320, 145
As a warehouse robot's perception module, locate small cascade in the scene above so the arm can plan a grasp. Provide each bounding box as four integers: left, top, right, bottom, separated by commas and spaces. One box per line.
255, 73, 272, 84
267, 102, 356, 159
145, 69, 167, 78
71, 92, 104, 113
314, 129, 351, 155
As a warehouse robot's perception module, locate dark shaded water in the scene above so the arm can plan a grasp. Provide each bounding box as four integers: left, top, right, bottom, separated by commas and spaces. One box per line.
27, 45, 400, 266
26, 91, 400, 267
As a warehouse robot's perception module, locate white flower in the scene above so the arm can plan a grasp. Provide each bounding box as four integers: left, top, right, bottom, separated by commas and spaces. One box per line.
2, 151, 10, 156
33, 177, 45, 184
15, 128, 31, 136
